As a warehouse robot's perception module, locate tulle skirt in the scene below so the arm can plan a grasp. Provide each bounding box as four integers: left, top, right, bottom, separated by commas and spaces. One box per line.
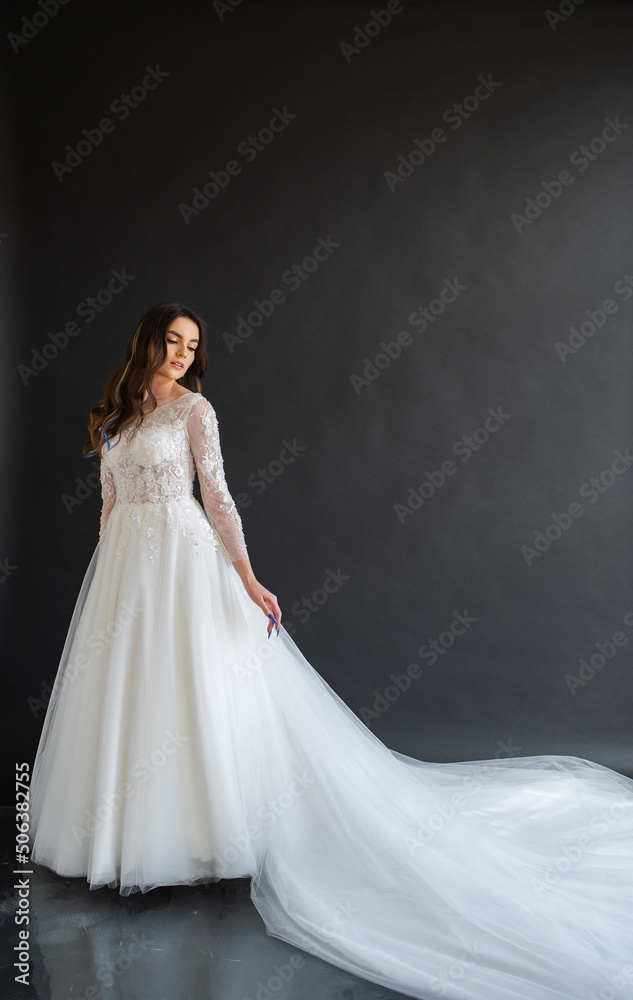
30, 500, 633, 1000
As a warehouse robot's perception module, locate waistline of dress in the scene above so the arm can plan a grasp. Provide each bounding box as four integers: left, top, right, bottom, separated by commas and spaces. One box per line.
112, 496, 198, 507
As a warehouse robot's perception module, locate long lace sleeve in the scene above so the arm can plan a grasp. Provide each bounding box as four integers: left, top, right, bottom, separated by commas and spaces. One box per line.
99, 460, 116, 539
186, 396, 248, 564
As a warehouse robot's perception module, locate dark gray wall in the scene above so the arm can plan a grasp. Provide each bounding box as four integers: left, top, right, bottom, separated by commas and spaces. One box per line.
3, 0, 633, 802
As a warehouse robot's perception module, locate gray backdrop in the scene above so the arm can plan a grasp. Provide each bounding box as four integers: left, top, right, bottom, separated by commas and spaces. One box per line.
3, 0, 633, 803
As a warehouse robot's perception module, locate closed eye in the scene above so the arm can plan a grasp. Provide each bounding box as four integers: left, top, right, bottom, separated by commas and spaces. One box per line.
167, 339, 196, 351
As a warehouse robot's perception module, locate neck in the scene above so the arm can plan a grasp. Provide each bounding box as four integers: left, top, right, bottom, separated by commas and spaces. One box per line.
148, 375, 178, 399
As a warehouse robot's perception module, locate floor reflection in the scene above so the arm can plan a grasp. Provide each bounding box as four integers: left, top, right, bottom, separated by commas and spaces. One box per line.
1, 811, 406, 1000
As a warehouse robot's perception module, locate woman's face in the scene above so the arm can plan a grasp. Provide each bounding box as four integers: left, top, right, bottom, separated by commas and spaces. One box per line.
157, 315, 199, 381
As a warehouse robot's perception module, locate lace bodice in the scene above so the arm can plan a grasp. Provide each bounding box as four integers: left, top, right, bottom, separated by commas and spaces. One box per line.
99, 393, 248, 564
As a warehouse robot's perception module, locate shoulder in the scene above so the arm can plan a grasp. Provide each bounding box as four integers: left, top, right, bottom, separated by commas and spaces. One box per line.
187, 392, 214, 412
185, 393, 218, 426
174, 388, 202, 405
173, 390, 211, 413
139, 388, 202, 415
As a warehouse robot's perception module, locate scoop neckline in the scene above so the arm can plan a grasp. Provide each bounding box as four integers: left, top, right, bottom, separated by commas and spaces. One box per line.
141, 391, 199, 413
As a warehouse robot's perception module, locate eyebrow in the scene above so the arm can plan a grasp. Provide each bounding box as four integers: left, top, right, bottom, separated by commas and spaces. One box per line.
167, 329, 199, 345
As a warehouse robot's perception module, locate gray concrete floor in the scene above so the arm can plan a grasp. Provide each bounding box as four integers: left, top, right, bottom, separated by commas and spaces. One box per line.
1, 809, 412, 1000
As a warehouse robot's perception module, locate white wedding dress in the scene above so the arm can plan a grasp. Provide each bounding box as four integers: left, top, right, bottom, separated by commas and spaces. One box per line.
30, 392, 633, 1000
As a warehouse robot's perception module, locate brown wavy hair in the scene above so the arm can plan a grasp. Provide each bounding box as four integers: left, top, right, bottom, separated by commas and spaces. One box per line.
84, 302, 208, 457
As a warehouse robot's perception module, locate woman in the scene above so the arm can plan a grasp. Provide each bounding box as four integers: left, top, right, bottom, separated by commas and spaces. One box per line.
30, 302, 633, 1000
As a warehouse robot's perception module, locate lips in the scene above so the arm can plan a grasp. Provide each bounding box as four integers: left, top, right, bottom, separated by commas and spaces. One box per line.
171, 362, 183, 369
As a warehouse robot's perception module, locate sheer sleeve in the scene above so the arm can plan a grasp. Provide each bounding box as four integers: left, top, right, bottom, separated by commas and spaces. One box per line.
186, 396, 248, 564
99, 460, 116, 539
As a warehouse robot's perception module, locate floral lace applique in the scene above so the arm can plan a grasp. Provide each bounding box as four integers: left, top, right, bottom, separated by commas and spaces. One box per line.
98, 394, 248, 565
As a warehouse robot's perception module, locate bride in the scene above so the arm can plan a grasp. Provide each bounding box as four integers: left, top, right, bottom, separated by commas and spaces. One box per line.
29, 302, 633, 1000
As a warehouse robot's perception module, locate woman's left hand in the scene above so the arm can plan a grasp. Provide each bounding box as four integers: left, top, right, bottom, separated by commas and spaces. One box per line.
244, 579, 282, 637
